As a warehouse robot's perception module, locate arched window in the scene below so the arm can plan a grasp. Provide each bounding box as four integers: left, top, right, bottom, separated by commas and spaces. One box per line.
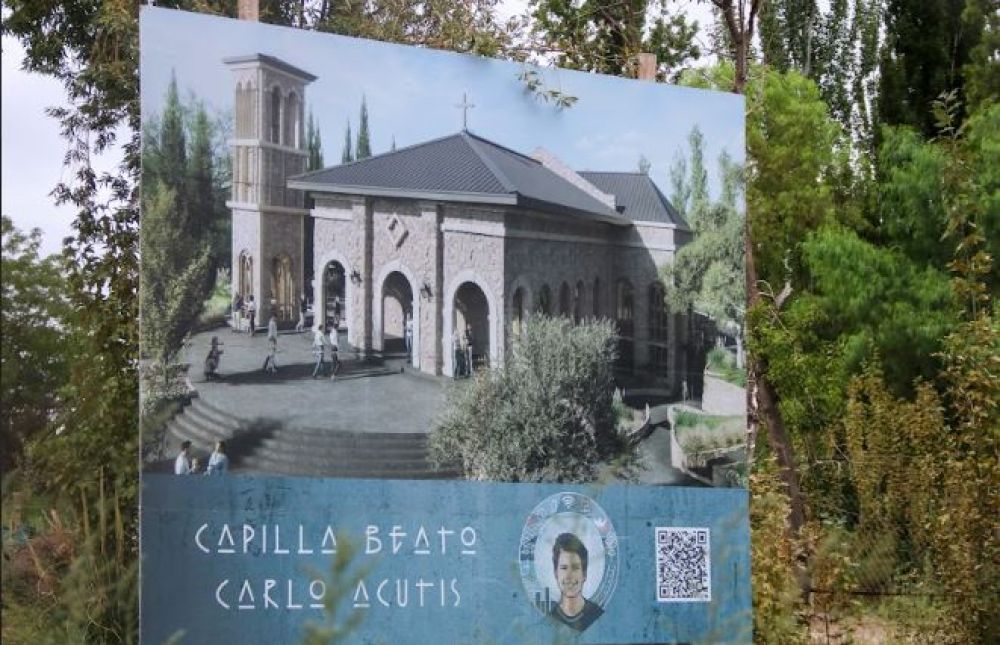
616, 279, 634, 336
649, 283, 669, 341
649, 282, 670, 371
574, 280, 585, 323
537, 285, 552, 315
284, 92, 299, 148
593, 277, 601, 317
559, 282, 571, 317
271, 255, 295, 321
512, 287, 525, 337
269, 86, 282, 144
238, 252, 253, 301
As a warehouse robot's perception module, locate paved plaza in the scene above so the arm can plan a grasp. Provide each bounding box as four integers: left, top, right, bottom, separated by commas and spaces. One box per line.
182, 325, 447, 435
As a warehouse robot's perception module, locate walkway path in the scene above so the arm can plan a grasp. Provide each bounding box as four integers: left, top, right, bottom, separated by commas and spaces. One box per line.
182, 326, 446, 435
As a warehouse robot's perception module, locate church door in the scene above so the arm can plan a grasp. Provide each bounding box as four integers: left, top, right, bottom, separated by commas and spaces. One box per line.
381, 271, 414, 356
454, 282, 490, 372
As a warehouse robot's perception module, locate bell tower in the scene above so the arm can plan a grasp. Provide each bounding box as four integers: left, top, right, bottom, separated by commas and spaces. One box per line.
224, 53, 316, 326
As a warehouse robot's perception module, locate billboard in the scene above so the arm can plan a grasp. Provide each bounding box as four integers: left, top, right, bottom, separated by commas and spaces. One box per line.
140, 6, 749, 643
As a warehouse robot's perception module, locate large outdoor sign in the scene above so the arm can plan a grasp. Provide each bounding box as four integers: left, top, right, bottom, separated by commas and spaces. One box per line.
142, 477, 749, 643
140, 6, 749, 643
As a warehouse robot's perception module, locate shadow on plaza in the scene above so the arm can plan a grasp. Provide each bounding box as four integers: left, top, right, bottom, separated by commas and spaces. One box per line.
210, 358, 402, 385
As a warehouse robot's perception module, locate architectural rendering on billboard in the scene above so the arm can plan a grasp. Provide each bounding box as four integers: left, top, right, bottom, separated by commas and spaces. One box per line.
139, 6, 749, 643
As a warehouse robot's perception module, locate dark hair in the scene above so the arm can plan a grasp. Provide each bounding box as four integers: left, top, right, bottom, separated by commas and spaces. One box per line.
552, 533, 588, 575
181, 440, 192, 450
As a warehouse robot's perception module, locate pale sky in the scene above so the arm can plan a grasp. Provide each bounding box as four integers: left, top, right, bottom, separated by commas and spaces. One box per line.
3, 3, 733, 257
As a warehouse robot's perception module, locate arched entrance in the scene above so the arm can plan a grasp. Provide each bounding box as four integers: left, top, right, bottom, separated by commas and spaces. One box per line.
381, 271, 413, 356
323, 261, 346, 329
453, 281, 490, 374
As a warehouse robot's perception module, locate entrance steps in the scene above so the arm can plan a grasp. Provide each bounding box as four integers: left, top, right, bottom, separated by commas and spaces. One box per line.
164, 396, 458, 479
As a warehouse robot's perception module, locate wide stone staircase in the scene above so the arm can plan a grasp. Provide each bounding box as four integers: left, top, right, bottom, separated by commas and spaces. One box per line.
163, 396, 458, 479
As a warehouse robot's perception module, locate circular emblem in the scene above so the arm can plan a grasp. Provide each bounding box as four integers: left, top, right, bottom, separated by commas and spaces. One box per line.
519, 492, 619, 631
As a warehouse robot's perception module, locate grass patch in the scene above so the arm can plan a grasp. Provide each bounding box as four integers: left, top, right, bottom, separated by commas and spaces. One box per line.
706, 347, 747, 387
673, 410, 745, 453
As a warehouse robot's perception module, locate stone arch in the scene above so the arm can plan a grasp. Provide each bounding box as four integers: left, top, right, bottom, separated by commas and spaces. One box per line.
508, 275, 534, 338
373, 259, 421, 369
444, 270, 499, 377
537, 284, 553, 315
315, 249, 356, 345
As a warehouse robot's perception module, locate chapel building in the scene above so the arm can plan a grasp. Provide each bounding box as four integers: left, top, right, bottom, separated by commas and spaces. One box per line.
225, 53, 694, 390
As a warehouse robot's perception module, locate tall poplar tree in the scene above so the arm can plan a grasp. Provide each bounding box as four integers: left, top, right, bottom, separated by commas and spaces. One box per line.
341, 119, 353, 163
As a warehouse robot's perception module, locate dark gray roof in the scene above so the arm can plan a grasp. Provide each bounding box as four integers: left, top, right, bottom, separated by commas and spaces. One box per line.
288, 132, 630, 225
223, 54, 317, 82
578, 172, 687, 227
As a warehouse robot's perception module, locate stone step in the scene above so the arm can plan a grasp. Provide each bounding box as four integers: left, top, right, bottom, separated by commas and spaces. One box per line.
238, 449, 434, 471
234, 456, 459, 479
170, 413, 233, 445
256, 437, 429, 458
187, 397, 243, 432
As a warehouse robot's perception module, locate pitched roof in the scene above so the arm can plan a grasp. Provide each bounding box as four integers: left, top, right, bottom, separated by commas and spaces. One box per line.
288, 131, 631, 225
578, 171, 687, 227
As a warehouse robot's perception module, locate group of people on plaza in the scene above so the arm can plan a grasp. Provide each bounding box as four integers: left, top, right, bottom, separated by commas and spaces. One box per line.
311, 321, 341, 379
174, 440, 229, 476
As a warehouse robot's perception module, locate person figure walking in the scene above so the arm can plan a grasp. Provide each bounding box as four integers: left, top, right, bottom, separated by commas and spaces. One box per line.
232, 293, 243, 333
404, 313, 414, 361
463, 324, 475, 376
453, 329, 464, 379
174, 441, 193, 475
332, 295, 342, 330
206, 441, 229, 475
204, 336, 224, 380
311, 325, 328, 378
262, 314, 279, 373
295, 292, 308, 333
246, 295, 257, 336
329, 322, 341, 380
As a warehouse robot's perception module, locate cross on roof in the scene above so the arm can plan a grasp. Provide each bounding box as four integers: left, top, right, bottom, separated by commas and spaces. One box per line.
456, 92, 475, 130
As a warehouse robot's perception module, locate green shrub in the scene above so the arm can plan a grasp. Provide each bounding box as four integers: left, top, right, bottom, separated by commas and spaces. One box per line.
430, 315, 627, 482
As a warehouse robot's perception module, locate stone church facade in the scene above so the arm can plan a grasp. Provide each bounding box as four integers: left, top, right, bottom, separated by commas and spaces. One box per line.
226, 54, 693, 390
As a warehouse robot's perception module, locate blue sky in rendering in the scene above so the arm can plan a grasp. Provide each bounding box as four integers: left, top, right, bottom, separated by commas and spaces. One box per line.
141, 7, 743, 200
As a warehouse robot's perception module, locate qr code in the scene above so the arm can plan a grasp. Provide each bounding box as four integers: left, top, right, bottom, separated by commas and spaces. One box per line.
655, 527, 711, 602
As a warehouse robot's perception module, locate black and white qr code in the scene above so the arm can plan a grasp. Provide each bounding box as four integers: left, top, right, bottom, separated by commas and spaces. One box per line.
655, 527, 711, 602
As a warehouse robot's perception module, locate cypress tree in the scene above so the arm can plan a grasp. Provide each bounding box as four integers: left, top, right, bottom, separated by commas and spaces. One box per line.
341, 119, 353, 163
307, 109, 324, 170
356, 95, 371, 159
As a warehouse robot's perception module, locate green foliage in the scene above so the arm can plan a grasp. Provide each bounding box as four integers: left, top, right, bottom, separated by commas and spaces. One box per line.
961, 0, 1000, 111
747, 68, 839, 286
877, 0, 979, 140
662, 139, 745, 351
876, 126, 951, 267
528, 0, 700, 78
430, 316, 625, 482
749, 463, 808, 644
1, 218, 69, 472
302, 538, 369, 644
705, 347, 746, 387
800, 226, 955, 391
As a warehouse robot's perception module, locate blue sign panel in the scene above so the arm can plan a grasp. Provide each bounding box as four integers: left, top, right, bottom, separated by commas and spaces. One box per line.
141, 475, 750, 643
